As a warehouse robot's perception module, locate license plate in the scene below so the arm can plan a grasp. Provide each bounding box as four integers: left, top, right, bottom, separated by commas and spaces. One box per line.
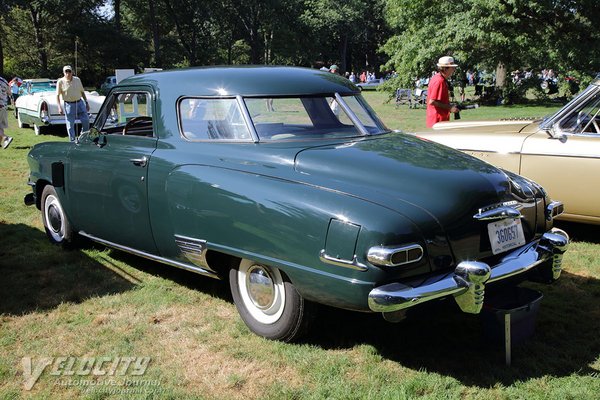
487, 219, 526, 255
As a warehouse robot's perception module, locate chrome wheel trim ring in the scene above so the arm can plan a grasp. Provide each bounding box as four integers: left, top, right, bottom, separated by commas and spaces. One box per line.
238, 259, 285, 324
44, 194, 66, 242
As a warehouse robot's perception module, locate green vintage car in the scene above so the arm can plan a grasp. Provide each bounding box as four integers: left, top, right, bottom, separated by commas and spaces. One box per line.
25, 66, 569, 341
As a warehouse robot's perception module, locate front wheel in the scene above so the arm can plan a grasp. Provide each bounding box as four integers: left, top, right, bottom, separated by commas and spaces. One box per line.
41, 185, 75, 246
229, 259, 312, 342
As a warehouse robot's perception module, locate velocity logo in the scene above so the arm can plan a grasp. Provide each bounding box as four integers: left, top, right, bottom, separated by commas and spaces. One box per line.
21, 356, 151, 390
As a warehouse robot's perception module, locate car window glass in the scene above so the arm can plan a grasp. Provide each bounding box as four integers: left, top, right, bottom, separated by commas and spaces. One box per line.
179, 98, 251, 141
98, 92, 154, 136
343, 95, 389, 134
558, 91, 600, 134
244, 96, 362, 140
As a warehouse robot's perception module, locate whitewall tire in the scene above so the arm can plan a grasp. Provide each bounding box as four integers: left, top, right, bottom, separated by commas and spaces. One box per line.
41, 185, 74, 245
229, 259, 312, 341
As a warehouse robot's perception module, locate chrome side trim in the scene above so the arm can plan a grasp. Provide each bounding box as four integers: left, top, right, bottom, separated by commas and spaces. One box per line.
367, 244, 423, 267
319, 249, 368, 271
174, 234, 215, 272
473, 206, 522, 221
368, 228, 569, 314
78, 231, 220, 279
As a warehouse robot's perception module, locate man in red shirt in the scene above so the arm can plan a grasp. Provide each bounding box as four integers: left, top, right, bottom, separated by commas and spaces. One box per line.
426, 56, 460, 127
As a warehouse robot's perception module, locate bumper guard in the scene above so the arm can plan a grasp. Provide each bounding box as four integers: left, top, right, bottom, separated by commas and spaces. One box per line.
368, 228, 569, 315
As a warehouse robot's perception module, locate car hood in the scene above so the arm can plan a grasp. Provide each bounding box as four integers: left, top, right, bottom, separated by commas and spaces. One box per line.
294, 133, 527, 266
431, 119, 535, 133
416, 119, 540, 154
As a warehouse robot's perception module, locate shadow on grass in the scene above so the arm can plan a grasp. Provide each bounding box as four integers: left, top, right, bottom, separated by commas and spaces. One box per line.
84, 226, 600, 387
104, 248, 232, 303
0, 222, 136, 315
16, 124, 71, 141
304, 270, 600, 387
7, 216, 594, 388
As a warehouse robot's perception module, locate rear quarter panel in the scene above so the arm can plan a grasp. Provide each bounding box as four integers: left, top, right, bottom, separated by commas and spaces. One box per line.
148, 161, 429, 311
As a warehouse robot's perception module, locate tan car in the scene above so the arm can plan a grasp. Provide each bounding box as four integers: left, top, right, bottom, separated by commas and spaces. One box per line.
417, 77, 600, 224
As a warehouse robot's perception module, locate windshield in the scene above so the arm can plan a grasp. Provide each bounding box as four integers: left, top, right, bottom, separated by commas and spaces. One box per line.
541, 83, 599, 131
24, 81, 56, 94
244, 95, 388, 141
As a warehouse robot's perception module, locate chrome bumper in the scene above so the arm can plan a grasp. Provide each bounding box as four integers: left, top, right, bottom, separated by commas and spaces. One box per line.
368, 228, 569, 314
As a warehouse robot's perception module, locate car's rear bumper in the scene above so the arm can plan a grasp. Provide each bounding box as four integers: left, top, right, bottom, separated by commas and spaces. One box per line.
368, 228, 569, 314
44, 114, 98, 126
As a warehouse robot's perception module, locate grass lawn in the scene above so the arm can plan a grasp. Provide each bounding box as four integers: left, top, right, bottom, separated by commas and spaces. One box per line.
1, 93, 599, 399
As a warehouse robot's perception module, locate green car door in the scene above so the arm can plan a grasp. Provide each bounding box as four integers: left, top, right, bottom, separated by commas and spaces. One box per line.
67, 90, 159, 254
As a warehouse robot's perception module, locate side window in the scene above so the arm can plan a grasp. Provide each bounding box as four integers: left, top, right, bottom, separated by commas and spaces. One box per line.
179, 98, 251, 141
558, 91, 600, 134
98, 92, 154, 137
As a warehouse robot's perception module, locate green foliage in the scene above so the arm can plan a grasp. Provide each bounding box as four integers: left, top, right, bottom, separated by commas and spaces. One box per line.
382, 0, 600, 101
2, 0, 599, 103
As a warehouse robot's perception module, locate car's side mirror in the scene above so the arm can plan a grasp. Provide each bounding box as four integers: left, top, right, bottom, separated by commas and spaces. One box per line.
87, 127, 107, 147
87, 127, 100, 140
546, 123, 568, 143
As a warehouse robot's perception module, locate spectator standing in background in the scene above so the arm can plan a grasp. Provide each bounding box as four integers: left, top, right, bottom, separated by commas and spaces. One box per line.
9, 77, 21, 106
56, 65, 89, 142
0, 76, 13, 149
426, 56, 460, 128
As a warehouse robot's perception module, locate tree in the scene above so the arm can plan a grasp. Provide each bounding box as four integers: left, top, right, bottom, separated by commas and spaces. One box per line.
301, 0, 389, 73
381, 0, 600, 91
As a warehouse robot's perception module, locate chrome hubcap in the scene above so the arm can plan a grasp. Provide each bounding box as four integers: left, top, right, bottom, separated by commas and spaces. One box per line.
48, 204, 62, 233
246, 265, 275, 310
237, 259, 285, 325
44, 194, 65, 242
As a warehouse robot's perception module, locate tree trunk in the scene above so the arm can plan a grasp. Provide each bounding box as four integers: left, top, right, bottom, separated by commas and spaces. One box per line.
264, 30, 273, 64
114, 0, 121, 32
495, 62, 506, 88
340, 33, 348, 73
148, 0, 161, 66
0, 35, 4, 76
28, 5, 48, 75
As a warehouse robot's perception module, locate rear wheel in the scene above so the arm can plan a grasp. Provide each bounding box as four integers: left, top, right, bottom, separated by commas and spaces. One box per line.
41, 185, 74, 246
229, 259, 312, 342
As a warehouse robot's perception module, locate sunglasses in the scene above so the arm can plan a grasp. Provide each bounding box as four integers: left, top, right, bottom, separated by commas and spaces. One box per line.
64, 70, 72, 73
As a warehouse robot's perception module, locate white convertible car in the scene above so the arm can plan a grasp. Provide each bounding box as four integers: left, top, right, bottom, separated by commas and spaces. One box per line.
15, 78, 105, 135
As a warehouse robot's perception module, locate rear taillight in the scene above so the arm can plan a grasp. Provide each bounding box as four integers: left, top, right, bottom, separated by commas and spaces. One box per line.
40, 102, 49, 123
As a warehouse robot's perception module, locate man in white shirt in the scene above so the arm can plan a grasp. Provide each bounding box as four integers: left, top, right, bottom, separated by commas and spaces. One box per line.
56, 65, 89, 142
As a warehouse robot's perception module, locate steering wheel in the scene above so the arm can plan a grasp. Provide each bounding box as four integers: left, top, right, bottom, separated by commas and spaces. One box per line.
122, 116, 153, 135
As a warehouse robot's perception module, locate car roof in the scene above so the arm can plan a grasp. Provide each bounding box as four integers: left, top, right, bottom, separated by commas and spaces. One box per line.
118, 66, 360, 97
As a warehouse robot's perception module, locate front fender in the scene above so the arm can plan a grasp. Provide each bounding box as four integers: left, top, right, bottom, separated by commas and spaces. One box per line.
27, 142, 72, 207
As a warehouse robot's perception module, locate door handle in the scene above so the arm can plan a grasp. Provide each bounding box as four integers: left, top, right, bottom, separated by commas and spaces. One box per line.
130, 156, 148, 167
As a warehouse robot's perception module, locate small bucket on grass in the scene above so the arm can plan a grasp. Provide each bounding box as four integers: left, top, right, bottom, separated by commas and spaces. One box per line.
482, 286, 543, 346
